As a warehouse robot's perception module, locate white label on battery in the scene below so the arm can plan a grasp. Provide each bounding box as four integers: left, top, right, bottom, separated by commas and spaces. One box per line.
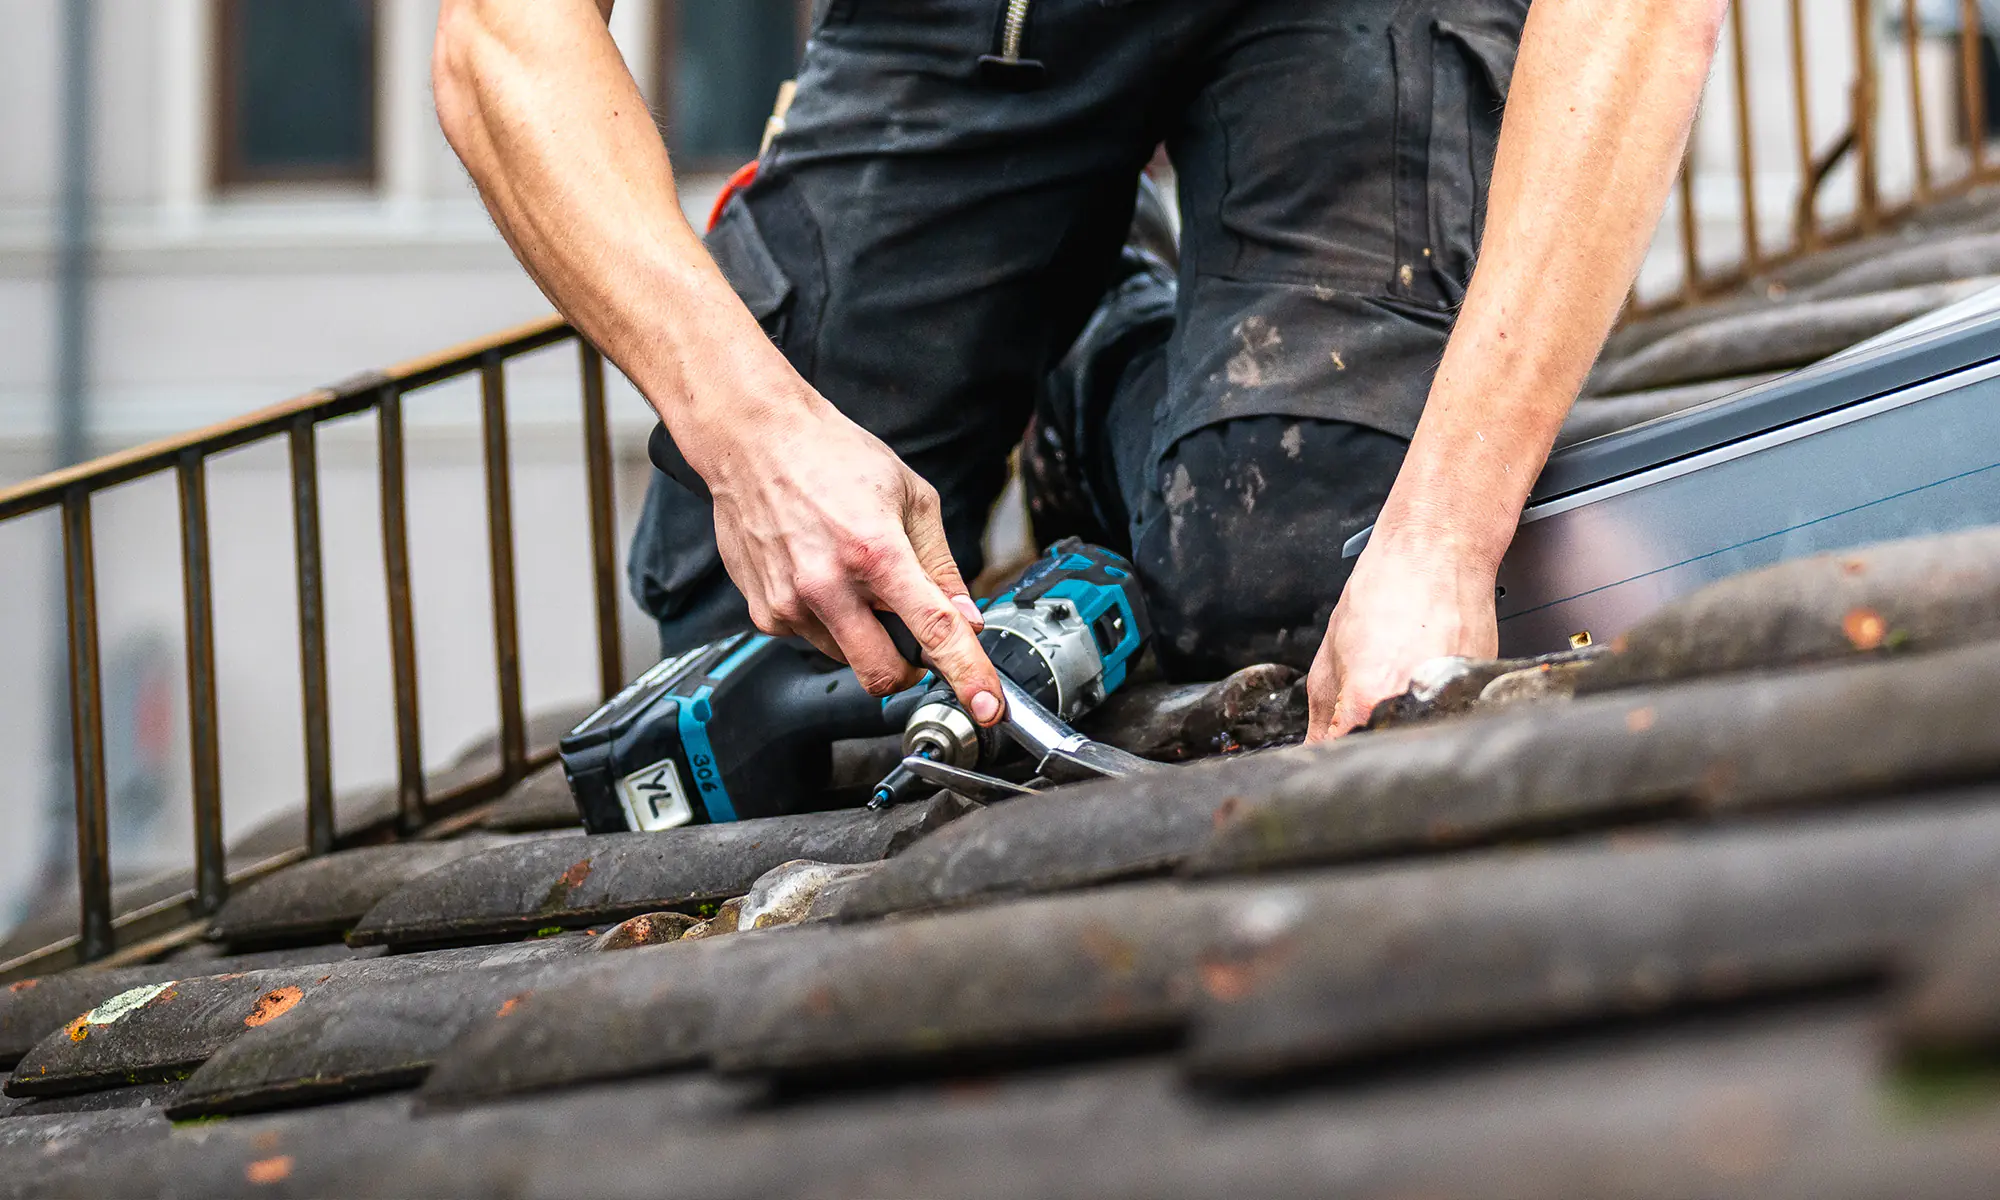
616, 758, 694, 831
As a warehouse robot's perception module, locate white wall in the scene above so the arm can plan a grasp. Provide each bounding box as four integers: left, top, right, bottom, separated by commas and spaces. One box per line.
0, 0, 713, 933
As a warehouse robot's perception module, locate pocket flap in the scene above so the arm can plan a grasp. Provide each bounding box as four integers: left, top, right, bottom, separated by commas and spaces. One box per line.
1435, 20, 1517, 101
705, 197, 795, 321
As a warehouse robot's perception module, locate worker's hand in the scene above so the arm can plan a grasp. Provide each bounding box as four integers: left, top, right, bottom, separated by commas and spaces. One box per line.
697, 396, 1006, 724
1305, 540, 1499, 741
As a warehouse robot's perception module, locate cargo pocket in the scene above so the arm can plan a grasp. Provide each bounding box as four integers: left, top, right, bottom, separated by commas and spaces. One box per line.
1390, 14, 1519, 308
705, 195, 796, 343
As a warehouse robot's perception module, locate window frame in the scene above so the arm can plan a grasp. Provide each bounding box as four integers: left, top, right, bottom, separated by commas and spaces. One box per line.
653, 0, 814, 172
211, 0, 382, 190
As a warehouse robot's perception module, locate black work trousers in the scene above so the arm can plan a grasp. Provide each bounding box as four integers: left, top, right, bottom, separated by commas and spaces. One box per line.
631, 0, 1527, 678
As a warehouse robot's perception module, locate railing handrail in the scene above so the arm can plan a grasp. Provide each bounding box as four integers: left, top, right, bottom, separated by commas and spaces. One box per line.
0, 313, 572, 521
0, 308, 622, 981
1638, 0, 1996, 316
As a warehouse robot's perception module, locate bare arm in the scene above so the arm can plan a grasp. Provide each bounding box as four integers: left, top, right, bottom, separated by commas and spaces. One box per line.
1308, 0, 1727, 737
433, 0, 1001, 719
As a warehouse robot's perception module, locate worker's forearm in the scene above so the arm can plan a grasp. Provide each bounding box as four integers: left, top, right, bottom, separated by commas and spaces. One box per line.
1370, 0, 1727, 574
432, 0, 814, 466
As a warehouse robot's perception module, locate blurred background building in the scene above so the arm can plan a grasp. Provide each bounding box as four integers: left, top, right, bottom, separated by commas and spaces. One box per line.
0, 0, 810, 932
0, 0, 1992, 935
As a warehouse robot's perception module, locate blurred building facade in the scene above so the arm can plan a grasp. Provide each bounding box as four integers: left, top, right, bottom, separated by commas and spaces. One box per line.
0, 0, 806, 928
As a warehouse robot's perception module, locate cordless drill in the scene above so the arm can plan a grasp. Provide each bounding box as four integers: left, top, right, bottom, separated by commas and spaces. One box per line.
559, 539, 1151, 833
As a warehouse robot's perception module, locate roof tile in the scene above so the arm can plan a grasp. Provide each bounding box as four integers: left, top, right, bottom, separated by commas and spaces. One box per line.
1577, 527, 2000, 691
23, 1005, 2000, 1200
165, 955, 611, 1118
825, 754, 1297, 922
3, 937, 593, 1100
1190, 641, 2000, 876
1890, 886, 2000, 1062
346, 796, 973, 949
1184, 797, 2000, 1080
0, 944, 382, 1069
206, 835, 540, 949
415, 927, 841, 1109
1076, 663, 1305, 761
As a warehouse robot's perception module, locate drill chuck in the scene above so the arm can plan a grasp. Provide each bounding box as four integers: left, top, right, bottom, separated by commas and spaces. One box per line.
564, 539, 1151, 830
902, 700, 983, 768
869, 539, 1151, 807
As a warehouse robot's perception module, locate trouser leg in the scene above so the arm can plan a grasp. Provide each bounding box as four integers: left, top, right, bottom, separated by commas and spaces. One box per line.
1031, 245, 1410, 677
629, 0, 1216, 656
1136, 417, 1408, 675
1073, 0, 1527, 678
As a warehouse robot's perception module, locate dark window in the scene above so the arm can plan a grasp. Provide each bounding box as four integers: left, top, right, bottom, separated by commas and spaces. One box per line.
658, 0, 806, 167
215, 0, 378, 187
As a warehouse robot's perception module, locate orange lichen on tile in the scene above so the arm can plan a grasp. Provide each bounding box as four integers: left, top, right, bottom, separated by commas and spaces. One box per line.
245, 1155, 294, 1185
245, 986, 305, 1028
1842, 607, 1887, 651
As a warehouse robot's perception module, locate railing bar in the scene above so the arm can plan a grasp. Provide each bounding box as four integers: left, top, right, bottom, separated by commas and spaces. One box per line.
1677, 138, 1702, 301
60, 488, 112, 962
412, 746, 567, 841
1791, 0, 1818, 249
1729, 0, 1761, 269
0, 317, 574, 524
480, 354, 528, 781
578, 342, 623, 701
392, 331, 577, 398
1853, 0, 1882, 232
377, 386, 426, 830
175, 452, 226, 914
1626, 189, 1936, 321
373, 315, 570, 390
1965, 0, 1987, 176
430, 746, 560, 809
0, 844, 315, 983
289, 417, 336, 856
0, 389, 379, 523
1908, 0, 1934, 198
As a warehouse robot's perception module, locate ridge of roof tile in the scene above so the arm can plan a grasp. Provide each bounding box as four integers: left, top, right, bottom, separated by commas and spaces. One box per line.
0, 944, 383, 1069
344, 794, 975, 949
1190, 639, 2000, 876
1575, 525, 2000, 692
205, 835, 541, 949
1184, 795, 2000, 1080
3, 936, 595, 1100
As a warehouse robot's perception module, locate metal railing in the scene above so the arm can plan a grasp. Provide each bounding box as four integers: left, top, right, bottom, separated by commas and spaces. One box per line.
1650, 0, 2000, 309
12, 2, 2000, 981
0, 315, 623, 977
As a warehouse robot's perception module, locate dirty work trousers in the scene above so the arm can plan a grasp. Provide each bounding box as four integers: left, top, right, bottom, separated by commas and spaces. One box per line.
631, 0, 1528, 678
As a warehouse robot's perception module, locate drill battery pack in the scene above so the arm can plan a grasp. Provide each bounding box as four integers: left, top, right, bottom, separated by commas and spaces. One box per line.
560, 632, 908, 834
561, 539, 1152, 833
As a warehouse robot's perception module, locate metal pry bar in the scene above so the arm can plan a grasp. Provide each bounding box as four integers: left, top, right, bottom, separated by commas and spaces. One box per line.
898, 756, 1041, 804
995, 675, 1153, 783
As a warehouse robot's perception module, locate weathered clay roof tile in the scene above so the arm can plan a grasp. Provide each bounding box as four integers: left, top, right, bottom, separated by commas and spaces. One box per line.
13, 231, 2000, 1195
345, 795, 974, 949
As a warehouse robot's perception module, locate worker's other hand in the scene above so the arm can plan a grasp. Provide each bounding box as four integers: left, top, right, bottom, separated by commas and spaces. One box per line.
698, 397, 1005, 724
1305, 541, 1499, 741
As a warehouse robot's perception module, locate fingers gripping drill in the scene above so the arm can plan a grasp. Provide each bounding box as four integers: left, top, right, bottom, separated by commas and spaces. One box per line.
869, 541, 1153, 807
559, 538, 1153, 833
